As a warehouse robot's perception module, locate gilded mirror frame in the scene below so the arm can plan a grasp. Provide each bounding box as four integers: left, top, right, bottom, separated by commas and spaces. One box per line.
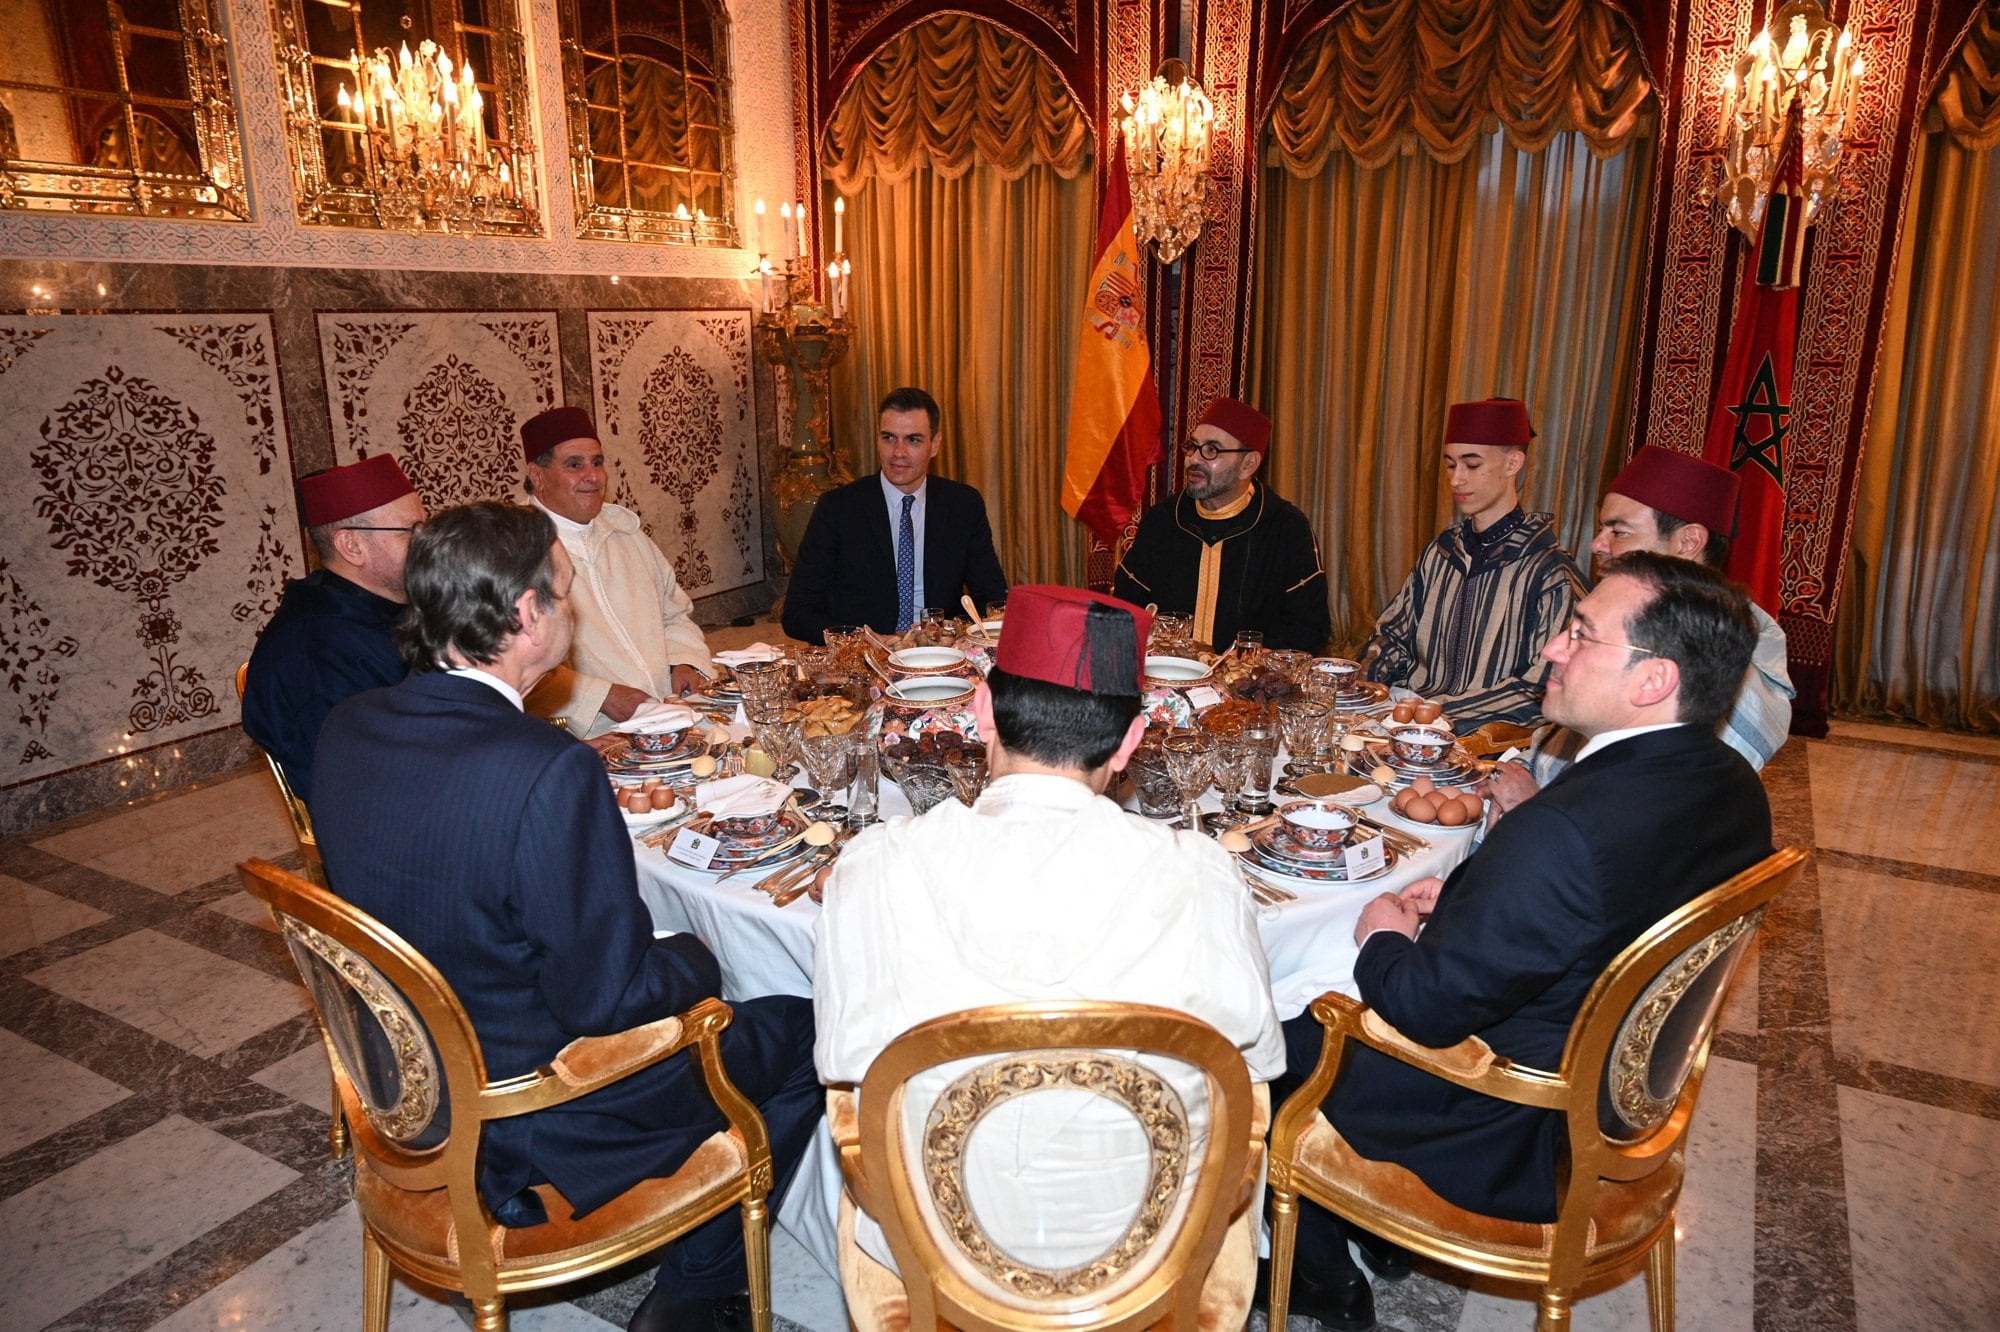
266, 0, 542, 234
559, 0, 740, 247
0, 0, 250, 221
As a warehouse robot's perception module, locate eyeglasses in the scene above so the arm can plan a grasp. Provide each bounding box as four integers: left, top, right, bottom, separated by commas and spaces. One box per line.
342, 524, 421, 534
1562, 617, 1654, 657
1184, 439, 1254, 461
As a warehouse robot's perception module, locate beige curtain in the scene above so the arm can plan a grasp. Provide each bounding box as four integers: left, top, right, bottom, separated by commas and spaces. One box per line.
823, 17, 1095, 587
1832, 73, 2000, 730
1265, 0, 1654, 172
1249, 128, 1653, 650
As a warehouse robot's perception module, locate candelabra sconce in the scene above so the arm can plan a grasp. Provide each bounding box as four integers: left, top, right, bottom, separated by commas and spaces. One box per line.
1121, 58, 1214, 264
1712, 0, 1861, 241
756, 201, 856, 567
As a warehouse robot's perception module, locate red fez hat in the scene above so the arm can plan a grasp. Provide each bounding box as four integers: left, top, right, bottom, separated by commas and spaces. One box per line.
1610, 447, 1740, 538
994, 585, 1153, 696
521, 406, 599, 461
1445, 398, 1536, 448
299, 453, 416, 527
1198, 398, 1273, 456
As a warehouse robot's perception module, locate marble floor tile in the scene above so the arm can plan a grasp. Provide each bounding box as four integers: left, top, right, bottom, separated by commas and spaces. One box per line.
203, 890, 278, 932
28, 927, 305, 1058
1718, 945, 1758, 1036
0, 873, 111, 958
248, 1041, 335, 1116
0, 1113, 298, 1331
0, 1027, 132, 1158
1452, 1057, 1757, 1331
1807, 744, 2000, 877
32, 771, 294, 894
1819, 865, 2000, 1088
149, 1201, 621, 1332
1827, 720, 2000, 760
1839, 1085, 2000, 1332
771, 1221, 850, 1332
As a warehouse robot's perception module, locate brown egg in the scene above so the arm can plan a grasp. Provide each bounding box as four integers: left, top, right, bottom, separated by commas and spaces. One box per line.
624, 791, 652, 814
1392, 700, 1417, 724
1412, 700, 1443, 724
649, 788, 677, 811
1390, 788, 1414, 814
1435, 798, 1471, 826
1410, 774, 1436, 797
1456, 792, 1487, 821
1403, 795, 1439, 822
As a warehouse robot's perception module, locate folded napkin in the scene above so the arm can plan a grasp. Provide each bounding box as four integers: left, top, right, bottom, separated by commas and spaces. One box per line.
713, 643, 786, 667
694, 774, 792, 819
621, 700, 699, 734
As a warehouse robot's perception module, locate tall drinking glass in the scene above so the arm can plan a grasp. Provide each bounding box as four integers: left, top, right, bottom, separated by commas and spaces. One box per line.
1278, 697, 1332, 775
1161, 729, 1215, 835
1238, 723, 1280, 814
800, 732, 857, 816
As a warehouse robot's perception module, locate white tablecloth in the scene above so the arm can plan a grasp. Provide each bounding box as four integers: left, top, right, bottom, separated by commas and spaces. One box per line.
631, 769, 1477, 1277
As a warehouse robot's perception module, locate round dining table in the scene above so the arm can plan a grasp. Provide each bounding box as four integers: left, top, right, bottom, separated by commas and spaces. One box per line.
629, 747, 1480, 1278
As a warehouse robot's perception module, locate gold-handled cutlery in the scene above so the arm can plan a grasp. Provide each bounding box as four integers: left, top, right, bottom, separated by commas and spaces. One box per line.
713, 820, 838, 882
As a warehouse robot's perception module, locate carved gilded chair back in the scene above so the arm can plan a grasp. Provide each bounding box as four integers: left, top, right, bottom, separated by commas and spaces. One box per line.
234, 662, 325, 884
851, 1001, 1256, 1331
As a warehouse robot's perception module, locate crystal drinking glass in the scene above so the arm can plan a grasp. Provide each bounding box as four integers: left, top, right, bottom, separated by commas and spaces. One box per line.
1161, 728, 1215, 834
800, 731, 857, 812
943, 746, 989, 807
898, 764, 956, 816
1125, 737, 1179, 819
755, 707, 806, 784
1278, 697, 1333, 775
1238, 723, 1281, 814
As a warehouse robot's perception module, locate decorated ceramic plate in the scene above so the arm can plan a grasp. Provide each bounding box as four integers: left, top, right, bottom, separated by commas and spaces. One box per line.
1249, 822, 1349, 865
702, 807, 809, 860
604, 730, 710, 771
1242, 836, 1397, 884
1344, 749, 1483, 791
1331, 680, 1392, 712
620, 801, 683, 831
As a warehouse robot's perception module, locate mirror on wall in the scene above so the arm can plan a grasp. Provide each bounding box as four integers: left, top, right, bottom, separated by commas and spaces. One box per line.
267, 0, 541, 234
560, 0, 738, 245
0, 0, 249, 220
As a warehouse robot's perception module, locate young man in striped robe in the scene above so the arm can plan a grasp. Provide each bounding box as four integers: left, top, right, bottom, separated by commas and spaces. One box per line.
1364, 399, 1585, 731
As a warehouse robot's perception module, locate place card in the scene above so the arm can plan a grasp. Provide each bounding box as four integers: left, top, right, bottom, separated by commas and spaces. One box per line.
1343, 833, 1388, 879
1185, 685, 1224, 709
668, 828, 722, 869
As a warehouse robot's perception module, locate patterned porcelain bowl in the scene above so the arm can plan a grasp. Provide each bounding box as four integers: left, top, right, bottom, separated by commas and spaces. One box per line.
1389, 724, 1454, 767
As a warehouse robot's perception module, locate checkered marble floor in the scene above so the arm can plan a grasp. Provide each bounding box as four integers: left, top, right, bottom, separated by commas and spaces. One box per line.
3, 719, 1997, 1331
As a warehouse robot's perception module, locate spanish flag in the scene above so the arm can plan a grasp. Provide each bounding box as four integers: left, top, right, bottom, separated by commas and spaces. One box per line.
1702, 101, 1807, 615
1061, 140, 1163, 548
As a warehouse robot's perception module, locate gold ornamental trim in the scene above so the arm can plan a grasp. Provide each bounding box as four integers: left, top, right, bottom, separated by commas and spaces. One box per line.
281, 916, 442, 1144
921, 1052, 1188, 1296
1607, 909, 1764, 1134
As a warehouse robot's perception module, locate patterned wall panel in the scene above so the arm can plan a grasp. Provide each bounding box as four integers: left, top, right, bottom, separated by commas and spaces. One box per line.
316, 311, 561, 509
587, 310, 766, 598
0, 314, 300, 791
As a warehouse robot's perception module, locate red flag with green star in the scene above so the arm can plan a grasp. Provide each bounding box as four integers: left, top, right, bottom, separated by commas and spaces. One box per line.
1702, 103, 1807, 614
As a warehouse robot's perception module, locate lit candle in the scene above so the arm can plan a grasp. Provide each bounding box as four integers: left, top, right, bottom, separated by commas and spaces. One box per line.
827, 261, 841, 318
780, 201, 794, 264
834, 195, 844, 252
796, 201, 809, 259
839, 257, 851, 317
754, 198, 766, 253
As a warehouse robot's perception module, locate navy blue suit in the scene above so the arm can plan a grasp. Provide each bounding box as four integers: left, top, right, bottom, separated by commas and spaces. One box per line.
311, 672, 820, 1296
1275, 725, 1771, 1273
242, 569, 406, 804
780, 474, 1008, 644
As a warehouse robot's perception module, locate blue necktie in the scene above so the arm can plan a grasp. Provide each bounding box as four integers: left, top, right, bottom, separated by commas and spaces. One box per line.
896, 493, 916, 632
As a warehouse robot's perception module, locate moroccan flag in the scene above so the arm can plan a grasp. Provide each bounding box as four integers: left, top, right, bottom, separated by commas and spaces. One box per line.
1061, 139, 1163, 547
1702, 103, 1807, 614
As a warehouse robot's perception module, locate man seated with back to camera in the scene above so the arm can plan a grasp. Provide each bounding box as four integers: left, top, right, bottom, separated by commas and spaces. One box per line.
310, 503, 820, 1332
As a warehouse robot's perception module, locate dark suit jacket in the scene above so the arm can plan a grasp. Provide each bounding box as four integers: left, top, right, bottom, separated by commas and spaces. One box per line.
781, 474, 1008, 644
310, 672, 740, 1216
1328, 725, 1773, 1222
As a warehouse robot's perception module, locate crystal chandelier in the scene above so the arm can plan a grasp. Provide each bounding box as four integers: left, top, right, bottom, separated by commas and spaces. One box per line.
336, 41, 525, 233
1121, 59, 1214, 264
1714, 0, 1861, 241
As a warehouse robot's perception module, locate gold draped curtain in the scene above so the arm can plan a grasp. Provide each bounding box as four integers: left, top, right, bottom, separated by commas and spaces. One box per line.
822, 14, 1091, 191
1934, 2, 2000, 151
1266, 0, 1655, 173
586, 56, 722, 214
1833, 20, 2000, 732
823, 16, 1095, 587
1249, 1, 1655, 650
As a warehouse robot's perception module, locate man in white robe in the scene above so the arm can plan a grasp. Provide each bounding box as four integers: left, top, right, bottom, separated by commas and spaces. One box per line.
813, 585, 1284, 1316
515, 407, 716, 737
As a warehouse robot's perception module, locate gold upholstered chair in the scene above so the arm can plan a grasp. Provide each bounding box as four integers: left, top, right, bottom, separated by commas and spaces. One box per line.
238, 858, 776, 1332
828, 1000, 1267, 1331
1267, 846, 1807, 1332
235, 660, 346, 1157
234, 662, 326, 882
